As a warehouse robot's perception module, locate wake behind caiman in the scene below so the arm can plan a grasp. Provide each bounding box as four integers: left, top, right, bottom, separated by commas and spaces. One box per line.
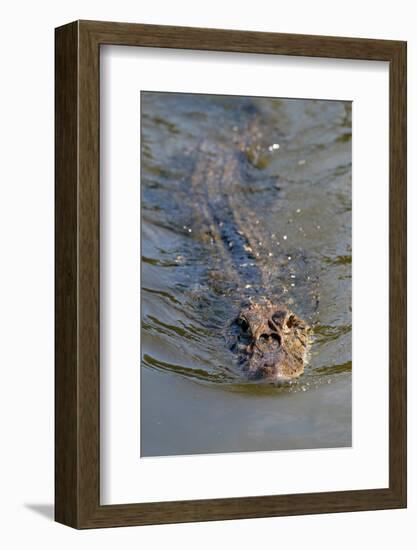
185, 115, 311, 382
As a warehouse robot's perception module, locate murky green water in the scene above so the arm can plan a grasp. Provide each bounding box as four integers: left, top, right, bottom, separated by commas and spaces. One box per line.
141, 92, 351, 457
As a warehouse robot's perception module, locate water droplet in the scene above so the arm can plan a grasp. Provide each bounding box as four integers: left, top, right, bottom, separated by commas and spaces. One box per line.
288, 256, 292, 260
268, 143, 280, 151
283, 235, 287, 240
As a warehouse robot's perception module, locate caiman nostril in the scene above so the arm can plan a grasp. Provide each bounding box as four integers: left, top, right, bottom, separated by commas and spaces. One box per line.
259, 333, 281, 345
270, 333, 281, 345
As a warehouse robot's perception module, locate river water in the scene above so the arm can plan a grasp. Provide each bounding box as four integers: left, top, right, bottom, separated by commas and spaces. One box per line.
140, 92, 352, 457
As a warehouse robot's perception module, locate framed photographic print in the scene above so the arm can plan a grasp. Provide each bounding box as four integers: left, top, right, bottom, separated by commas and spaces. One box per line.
55, 20, 406, 528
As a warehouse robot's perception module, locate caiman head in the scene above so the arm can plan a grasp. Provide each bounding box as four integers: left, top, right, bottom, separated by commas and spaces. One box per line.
228, 299, 311, 382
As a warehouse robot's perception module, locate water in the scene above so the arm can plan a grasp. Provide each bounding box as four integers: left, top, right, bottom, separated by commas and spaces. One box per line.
141, 92, 352, 457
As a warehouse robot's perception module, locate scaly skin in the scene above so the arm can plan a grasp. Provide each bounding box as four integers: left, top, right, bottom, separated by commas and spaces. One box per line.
189, 117, 311, 382
229, 299, 311, 382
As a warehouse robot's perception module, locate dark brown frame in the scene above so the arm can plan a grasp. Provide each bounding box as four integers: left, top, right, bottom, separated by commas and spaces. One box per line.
55, 20, 407, 529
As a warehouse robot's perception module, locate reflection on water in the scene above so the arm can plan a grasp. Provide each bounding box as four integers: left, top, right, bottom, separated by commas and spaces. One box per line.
141, 92, 352, 456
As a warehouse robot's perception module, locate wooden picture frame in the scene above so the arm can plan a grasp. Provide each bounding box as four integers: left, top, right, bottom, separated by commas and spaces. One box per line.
55, 20, 407, 529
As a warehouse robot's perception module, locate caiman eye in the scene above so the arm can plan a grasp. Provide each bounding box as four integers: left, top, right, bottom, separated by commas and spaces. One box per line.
286, 314, 298, 328
237, 317, 249, 332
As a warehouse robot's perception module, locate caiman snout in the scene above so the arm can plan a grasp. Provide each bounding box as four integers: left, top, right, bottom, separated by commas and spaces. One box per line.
229, 299, 311, 382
